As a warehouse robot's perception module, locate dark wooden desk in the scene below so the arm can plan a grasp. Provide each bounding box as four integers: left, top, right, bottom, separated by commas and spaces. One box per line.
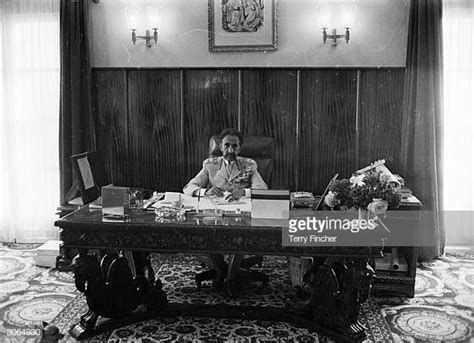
57, 206, 382, 256
55, 206, 381, 342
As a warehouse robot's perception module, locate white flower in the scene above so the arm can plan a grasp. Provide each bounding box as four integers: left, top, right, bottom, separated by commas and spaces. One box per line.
324, 191, 338, 208
350, 174, 366, 187
367, 198, 388, 215
380, 172, 391, 183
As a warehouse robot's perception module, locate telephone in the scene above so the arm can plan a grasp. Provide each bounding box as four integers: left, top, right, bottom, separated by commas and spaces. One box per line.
290, 191, 316, 208
292, 191, 315, 199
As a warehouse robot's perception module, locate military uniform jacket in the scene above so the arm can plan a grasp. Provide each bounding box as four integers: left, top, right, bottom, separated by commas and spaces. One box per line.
183, 156, 268, 195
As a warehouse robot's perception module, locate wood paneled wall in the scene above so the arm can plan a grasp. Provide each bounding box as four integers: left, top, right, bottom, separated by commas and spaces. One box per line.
91, 68, 405, 194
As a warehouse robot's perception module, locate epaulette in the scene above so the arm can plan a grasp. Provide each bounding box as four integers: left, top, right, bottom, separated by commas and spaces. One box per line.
203, 157, 221, 165
239, 157, 256, 165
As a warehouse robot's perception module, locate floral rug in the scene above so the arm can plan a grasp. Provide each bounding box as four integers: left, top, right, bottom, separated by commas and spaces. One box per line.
377, 254, 474, 342
0, 244, 473, 342
0, 244, 77, 342
52, 254, 389, 342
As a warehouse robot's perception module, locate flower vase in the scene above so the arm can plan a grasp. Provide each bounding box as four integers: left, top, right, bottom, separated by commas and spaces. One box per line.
358, 208, 368, 221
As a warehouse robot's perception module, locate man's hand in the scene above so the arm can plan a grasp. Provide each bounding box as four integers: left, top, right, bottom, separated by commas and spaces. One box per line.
225, 186, 245, 202
205, 186, 224, 197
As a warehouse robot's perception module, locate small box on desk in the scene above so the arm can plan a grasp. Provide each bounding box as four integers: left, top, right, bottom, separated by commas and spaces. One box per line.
102, 185, 130, 219
251, 189, 290, 219
290, 192, 316, 208
35, 240, 60, 268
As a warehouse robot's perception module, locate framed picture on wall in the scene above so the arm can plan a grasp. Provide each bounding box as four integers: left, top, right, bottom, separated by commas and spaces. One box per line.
208, 0, 278, 52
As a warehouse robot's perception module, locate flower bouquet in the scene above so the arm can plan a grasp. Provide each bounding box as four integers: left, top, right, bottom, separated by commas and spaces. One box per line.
324, 166, 402, 217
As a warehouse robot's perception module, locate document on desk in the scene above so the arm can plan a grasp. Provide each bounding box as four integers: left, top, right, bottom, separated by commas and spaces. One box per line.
189, 195, 251, 212
151, 193, 213, 210
150, 192, 251, 212
214, 198, 251, 212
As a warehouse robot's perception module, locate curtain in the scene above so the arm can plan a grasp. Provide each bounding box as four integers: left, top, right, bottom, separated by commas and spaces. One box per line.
59, 0, 96, 205
0, 0, 60, 243
442, 1, 474, 244
400, 0, 444, 260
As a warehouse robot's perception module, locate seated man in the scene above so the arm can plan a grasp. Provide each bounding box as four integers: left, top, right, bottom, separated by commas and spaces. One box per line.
183, 128, 268, 290
183, 128, 267, 199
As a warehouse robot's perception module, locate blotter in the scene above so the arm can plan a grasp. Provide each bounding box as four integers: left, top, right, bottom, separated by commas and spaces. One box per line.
251, 189, 290, 219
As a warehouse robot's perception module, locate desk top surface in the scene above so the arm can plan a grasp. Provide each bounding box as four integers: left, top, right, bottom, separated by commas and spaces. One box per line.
55, 205, 309, 233
55, 195, 421, 256
54, 206, 403, 257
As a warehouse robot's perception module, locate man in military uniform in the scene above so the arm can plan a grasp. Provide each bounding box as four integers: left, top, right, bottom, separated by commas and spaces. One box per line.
183, 128, 267, 199
183, 128, 268, 292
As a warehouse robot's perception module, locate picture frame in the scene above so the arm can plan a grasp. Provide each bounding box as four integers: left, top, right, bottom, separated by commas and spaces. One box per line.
208, 0, 278, 52
70, 151, 108, 205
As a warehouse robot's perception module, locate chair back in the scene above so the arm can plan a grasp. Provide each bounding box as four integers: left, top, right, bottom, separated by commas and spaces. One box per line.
209, 135, 274, 187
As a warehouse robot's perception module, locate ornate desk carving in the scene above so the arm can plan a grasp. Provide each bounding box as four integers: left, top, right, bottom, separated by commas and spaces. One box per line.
56, 207, 381, 342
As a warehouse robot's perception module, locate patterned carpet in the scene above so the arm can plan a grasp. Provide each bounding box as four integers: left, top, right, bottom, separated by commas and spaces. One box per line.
378, 253, 474, 342
0, 244, 473, 342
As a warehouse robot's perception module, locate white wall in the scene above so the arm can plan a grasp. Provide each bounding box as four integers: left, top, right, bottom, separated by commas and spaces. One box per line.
89, 0, 410, 68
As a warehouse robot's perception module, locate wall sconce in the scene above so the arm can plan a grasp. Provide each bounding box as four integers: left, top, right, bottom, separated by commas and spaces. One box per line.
125, 6, 161, 47
318, 4, 356, 47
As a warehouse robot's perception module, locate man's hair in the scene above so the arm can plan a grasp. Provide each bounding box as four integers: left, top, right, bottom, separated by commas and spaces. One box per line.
219, 128, 244, 145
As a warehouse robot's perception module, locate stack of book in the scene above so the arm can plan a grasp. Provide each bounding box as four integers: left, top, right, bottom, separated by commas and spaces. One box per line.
251, 189, 290, 219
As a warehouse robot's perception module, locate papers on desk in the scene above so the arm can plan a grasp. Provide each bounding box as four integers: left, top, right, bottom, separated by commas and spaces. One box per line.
402, 195, 419, 204
149, 192, 251, 213
143, 192, 164, 209
213, 198, 250, 212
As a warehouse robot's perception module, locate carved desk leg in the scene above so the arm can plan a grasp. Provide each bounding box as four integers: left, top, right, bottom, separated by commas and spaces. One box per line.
312, 258, 375, 341
55, 229, 77, 271
69, 250, 168, 340
69, 249, 102, 339
292, 257, 375, 342
132, 251, 168, 312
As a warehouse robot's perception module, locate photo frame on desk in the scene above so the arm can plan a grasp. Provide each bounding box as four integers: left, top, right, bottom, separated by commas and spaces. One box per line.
208, 0, 278, 52
71, 151, 109, 205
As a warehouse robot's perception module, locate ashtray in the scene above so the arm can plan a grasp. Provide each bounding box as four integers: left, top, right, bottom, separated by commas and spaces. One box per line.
155, 206, 186, 223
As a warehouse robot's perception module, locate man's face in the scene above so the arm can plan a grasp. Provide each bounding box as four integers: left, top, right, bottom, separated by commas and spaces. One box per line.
220, 135, 241, 162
